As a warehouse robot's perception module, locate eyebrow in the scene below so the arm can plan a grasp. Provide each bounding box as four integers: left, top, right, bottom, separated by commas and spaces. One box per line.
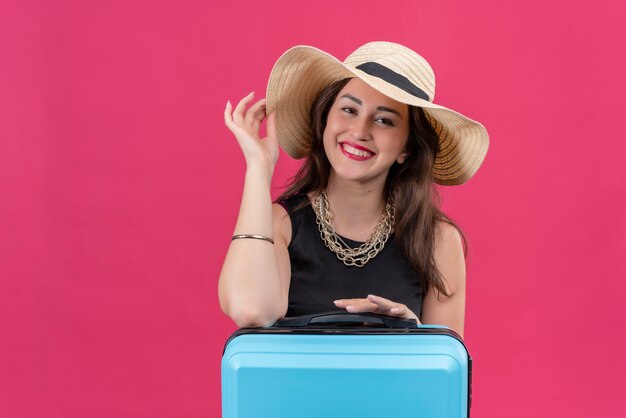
340, 94, 404, 119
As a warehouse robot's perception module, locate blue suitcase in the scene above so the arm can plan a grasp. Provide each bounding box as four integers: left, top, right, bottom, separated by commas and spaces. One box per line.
222, 312, 472, 418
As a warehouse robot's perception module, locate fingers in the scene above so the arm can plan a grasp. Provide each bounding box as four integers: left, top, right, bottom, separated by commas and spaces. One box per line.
334, 295, 418, 321
232, 91, 255, 125
366, 294, 396, 310
245, 98, 267, 131
224, 100, 233, 126
224, 99, 245, 135
266, 112, 276, 138
224, 93, 279, 169
334, 295, 393, 310
265, 112, 278, 147
224, 93, 268, 135
334, 298, 378, 313
368, 294, 415, 319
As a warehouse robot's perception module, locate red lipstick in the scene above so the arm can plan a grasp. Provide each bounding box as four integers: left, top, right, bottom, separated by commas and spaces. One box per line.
339, 142, 376, 161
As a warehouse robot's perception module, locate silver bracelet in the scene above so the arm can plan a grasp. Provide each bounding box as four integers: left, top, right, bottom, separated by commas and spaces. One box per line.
232, 234, 274, 244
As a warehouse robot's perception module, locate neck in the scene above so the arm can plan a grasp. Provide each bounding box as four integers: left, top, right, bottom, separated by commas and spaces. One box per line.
323, 173, 387, 241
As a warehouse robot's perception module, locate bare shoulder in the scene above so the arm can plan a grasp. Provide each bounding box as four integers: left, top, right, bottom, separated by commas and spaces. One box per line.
433, 221, 466, 297
272, 202, 292, 247
435, 222, 464, 253
420, 221, 467, 335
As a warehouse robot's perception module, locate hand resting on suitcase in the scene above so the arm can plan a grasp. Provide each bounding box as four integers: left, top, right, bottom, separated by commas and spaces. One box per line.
333, 294, 420, 323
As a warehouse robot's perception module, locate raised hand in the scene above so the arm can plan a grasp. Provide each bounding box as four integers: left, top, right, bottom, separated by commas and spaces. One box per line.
333, 294, 421, 323
224, 92, 279, 171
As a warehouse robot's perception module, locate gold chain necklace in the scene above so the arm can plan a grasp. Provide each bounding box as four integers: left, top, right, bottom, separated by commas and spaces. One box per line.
312, 192, 395, 267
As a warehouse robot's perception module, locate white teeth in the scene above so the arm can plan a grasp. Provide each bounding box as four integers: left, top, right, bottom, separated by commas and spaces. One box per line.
342, 144, 373, 157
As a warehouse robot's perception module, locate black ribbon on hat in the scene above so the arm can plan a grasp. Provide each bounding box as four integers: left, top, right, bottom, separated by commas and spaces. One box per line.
356, 62, 430, 101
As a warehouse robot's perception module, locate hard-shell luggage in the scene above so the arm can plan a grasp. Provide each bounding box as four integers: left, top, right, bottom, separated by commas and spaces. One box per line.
222, 312, 472, 418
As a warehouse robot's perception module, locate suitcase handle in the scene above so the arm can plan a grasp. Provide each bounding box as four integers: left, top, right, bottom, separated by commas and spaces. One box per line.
274, 311, 418, 328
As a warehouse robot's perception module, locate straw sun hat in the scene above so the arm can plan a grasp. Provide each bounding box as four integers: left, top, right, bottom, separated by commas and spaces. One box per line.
265, 41, 489, 185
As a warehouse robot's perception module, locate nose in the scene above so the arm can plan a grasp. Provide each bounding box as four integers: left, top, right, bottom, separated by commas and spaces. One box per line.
349, 116, 372, 141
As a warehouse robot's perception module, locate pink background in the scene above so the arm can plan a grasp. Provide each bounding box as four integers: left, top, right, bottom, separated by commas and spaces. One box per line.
2, 0, 625, 417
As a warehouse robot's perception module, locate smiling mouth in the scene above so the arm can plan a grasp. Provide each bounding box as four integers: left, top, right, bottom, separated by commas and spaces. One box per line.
340, 143, 375, 159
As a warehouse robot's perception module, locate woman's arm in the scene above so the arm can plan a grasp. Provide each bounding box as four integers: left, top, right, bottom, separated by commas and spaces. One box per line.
420, 222, 467, 338
218, 93, 291, 327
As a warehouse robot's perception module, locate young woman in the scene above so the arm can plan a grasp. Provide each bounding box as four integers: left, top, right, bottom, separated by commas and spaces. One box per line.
218, 42, 489, 338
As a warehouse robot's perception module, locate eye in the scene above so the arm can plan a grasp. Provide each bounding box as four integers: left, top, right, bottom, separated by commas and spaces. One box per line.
341, 107, 357, 115
375, 117, 395, 127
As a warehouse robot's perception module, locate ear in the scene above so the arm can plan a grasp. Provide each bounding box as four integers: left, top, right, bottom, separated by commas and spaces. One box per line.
396, 152, 408, 164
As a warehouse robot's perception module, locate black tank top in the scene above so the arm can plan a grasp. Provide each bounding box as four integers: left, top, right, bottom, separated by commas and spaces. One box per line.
280, 194, 424, 317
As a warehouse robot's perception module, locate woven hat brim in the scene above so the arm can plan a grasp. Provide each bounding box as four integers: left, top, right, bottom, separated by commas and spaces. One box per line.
266, 45, 489, 185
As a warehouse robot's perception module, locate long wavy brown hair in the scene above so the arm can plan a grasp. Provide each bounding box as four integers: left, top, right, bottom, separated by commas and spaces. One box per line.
277, 78, 466, 297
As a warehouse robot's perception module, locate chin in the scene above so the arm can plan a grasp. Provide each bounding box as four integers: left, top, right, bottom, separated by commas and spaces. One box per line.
330, 166, 387, 186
